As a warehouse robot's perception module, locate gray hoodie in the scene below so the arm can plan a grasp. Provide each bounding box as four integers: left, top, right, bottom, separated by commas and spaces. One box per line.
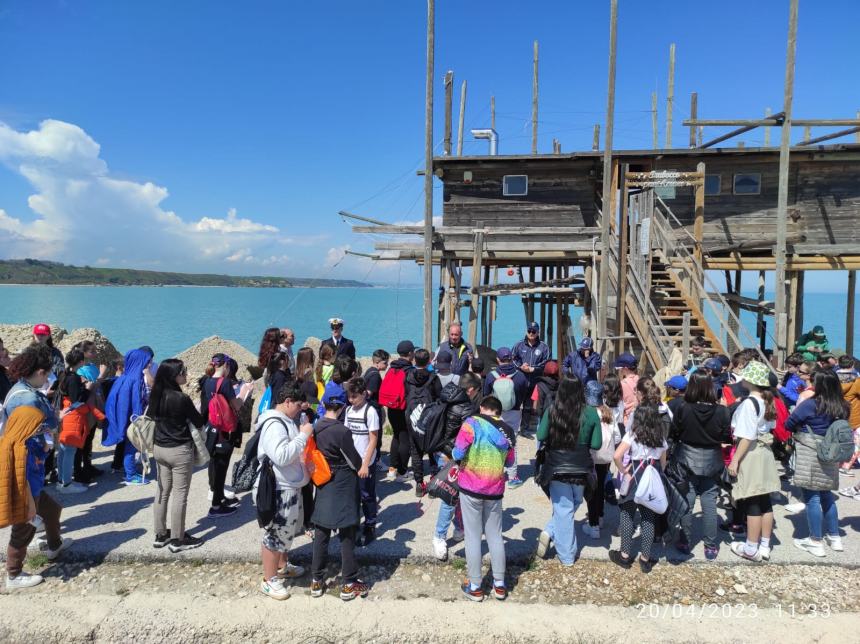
256, 409, 310, 490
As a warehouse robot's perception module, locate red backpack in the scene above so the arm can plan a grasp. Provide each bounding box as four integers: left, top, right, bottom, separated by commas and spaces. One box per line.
379, 367, 408, 410
208, 377, 238, 434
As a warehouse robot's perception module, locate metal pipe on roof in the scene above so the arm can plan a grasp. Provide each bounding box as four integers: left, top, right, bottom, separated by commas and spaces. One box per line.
471, 128, 498, 155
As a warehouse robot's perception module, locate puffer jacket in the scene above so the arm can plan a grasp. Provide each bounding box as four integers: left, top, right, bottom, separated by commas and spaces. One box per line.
793, 432, 840, 491
0, 406, 45, 528
439, 382, 478, 458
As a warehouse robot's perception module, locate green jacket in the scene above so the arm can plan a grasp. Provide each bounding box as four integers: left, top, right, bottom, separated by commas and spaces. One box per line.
536, 405, 602, 450
795, 333, 829, 361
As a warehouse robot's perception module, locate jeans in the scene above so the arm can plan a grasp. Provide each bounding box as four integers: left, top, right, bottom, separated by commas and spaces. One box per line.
802, 488, 839, 540
123, 437, 139, 481
154, 443, 194, 539
680, 474, 719, 547
546, 480, 585, 565
358, 468, 378, 526
57, 442, 77, 485
460, 493, 506, 588
435, 500, 463, 539
501, 409, 520, 479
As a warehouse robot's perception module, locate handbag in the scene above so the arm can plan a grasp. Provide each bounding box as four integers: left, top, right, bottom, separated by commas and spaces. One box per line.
128, 410, 156, 476
427, 459, 461, 506
303, 426, 332, 487
188, 422, 210, 467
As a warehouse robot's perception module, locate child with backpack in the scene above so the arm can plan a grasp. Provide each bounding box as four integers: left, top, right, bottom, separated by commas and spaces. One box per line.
405, 348, 442, 496
345, 378, 380, 546
584, 381, 620, 539
483, 347, 528, 488
310, 392, 369, 601
381, 341, 414, 482
453, 396, 515, 601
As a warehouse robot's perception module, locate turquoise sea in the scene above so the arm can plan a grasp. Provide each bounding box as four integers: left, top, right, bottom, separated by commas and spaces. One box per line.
0, 285, 856, 360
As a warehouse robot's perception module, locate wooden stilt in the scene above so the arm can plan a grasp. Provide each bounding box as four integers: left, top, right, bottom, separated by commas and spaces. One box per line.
467, 222, 484, 349
547, 266, 555, 354
848, 270, 857, 357
617, 165, 630, 358
539, 266, 547, 340
787, 270, 804, 353
480, 264, 490, 347
757, 270, 766, 352
528, 267, 536, 322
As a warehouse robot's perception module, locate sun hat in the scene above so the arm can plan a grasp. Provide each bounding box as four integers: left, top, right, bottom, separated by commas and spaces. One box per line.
740, 361, 770, 388
585, 380, 604, 407
33, 323, 51, 336
666, 375, 688, 391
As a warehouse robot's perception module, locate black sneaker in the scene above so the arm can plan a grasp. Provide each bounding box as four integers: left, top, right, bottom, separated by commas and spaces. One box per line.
208, 504, 238, 518
415, 481, 427, 498
609, 550, 633, 569
85, 466, 105, 478
639, 557, 657, 573
361, 525, 376, 547
718, 521, 746, 536
153, 531, 171, 549
168, 534, 203, 553
223, 496, 241, 508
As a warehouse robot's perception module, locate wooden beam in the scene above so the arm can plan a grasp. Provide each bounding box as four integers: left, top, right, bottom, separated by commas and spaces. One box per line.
689, 92, 697, 149
684, 118, 860, 127
592, 124, 600, 151
353, 225, 601, 236
456, 79, 467, 156
787, 270, 804, 350
443, 70, 453, 155
665, 43, 675, 148
423, 0, 435, 350
651, 92, 658, 149
764, 107, 772, 146
617, 165, 630, 358
757, 270, 767, 351
693, 161, 705, 305
796, 126, 860, 146
597, 0, 619, 352
692, 256, 860, 271
339, 210, 389, 226
848, 270, 856, 357
480, 264, 490, 346
532, 39, 539, 155
699, 115, 784, 149
467, 222, 484, 348
774, 0, 798, 365
473, 273, 584, 295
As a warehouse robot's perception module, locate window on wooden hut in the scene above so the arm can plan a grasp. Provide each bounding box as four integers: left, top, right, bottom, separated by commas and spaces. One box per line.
705, 174, 721, 196
733, 173, 761, 195
502, 175, 528, 196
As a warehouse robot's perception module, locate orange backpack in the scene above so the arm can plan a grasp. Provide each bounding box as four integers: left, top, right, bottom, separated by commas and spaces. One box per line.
303, 429, 332, 487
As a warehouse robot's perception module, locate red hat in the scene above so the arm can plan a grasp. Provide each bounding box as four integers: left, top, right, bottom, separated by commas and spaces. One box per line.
33, 323, 51, 336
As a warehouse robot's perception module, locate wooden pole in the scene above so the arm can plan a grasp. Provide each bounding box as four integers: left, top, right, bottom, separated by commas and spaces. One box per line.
788, 271, 801, 349
528, 266, 536, 322
848, 270, 857, 356
682, 311, 691, 366
756, 270, 766, 351
456, 79, 467, 156
697, 126, 703, 147
689, 92, 698, 148
803, 125, 811, 143
540, 267, 547, 339
532, 39, 539, 155
617, 165, 630, 358
774, 0, 798, 364
593, 124, 600, 151
480, 264, 490, 346
468, 222, 484, 349
597, 0, 619, 352
488, 266, 498, 348
693, 161, 706, 305
651, 91, 658, 149
491, 96, 496, 131
443, 71, 454, 155
547, 266, 555, 352
422, 0, 435, 350
665, 43, 675, 148
764, 107, 772, 146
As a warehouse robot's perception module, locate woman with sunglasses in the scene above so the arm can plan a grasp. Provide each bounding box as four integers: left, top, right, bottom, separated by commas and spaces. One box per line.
150, 359, 206, 552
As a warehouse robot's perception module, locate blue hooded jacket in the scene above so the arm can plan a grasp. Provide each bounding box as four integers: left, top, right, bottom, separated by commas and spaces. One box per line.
103, 348, 150, 447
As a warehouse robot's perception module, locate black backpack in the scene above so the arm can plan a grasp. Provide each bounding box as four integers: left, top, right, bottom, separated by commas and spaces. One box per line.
413, 400, 450, 454
231, 426, 264, 492
255, 454, 277, 528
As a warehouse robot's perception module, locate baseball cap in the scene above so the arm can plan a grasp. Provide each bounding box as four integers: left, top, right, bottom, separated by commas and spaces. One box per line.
496, 347, 513, 361
33, 323, 51, 336
471, 357, 485, 373
396, 340, 415, 355
579, 336, 594, 350
526, 322, 540, 333
666, 375, 688, 391
436, 353, 452, 367
613, 353, 637, 369
703, 358, 723, 372
585, 380, 604, 407
812, 325, 825, 336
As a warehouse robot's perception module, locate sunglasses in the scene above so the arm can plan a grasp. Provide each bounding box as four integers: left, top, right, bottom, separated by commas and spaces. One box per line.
799, 370, 811, 375
527, 330, 538, 334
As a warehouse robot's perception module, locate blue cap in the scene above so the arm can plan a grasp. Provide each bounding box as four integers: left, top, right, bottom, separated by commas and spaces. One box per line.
703, 358, 724, 372
666, 375, 688, 391
585, 380, 604, 406
496, 347, 513, 361
613, 352, 637, 369
527, 322, 540, 332
579, 336, 594, 350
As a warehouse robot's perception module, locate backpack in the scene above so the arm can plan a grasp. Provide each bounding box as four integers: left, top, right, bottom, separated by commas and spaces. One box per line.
0, 388, 30, 437
634, 462, 668, 514
231, 421, 266, 492
127, 411, 156, 476
379, 367, 408, 410
591, 421, 616, 464
255, 455, 277, 528
208, 377, 238, 434
303, 426, 332, 487
412, 399, 450, 454
817, 419, 855, 463
490, 370, 516, 411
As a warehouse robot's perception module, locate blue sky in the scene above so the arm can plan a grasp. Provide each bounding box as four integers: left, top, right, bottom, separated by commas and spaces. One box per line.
0, 0, 857, 292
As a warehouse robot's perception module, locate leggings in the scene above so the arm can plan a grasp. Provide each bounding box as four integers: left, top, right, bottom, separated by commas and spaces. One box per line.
587, 463, 610, 526
311, 525, 358, 584
387, 408, 411, 475
619, 500, 657, 561
208, 443, 234, 506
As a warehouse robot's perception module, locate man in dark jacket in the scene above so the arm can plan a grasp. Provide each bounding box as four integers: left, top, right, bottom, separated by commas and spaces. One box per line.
512, 321, 550, 437
431, 371, 482, 560
321, 317, 356, 360
434, 323, 473, 376
561, 336, 602, 384
405, 348, 442, 496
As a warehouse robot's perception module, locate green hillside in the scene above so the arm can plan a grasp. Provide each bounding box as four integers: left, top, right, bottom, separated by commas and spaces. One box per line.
0, 259, 370, 288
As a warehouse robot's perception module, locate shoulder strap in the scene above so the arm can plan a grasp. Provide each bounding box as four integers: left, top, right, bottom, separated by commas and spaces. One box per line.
215, 377, 225, 394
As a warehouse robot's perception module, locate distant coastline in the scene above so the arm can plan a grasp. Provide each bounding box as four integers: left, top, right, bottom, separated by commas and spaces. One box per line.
0, 259, 371, 289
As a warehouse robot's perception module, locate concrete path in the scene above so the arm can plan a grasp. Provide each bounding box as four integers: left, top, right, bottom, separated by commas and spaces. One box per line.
3, 437, 860, 566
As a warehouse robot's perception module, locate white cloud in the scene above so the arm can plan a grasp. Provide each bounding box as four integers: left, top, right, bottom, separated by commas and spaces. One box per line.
325, 244, 350, 267
0, 119, 323, 273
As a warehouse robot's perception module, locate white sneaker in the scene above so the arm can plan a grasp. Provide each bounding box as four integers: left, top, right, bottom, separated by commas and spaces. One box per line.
758, 544, 771, 561
794, 538, 826, 557
730, 541, 762, 562
277, 563, 305, 579
57, 482, 86, 494
451, 528, 464, 542
784, 502, 806, 514
824, 535, 844, 552
536, 530, 552, 559
432, 536, 448, 561
207, 490, 214, 502
838, 486, 860, 499
224, 489, 237, 500
46, 537, 73, 561
632, 526, 642, 539
30, 515, 45, 533
5, 572, 44, 590
260, 576, 290, 600
583, 525, 600, 539
385, 469, 397, 483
